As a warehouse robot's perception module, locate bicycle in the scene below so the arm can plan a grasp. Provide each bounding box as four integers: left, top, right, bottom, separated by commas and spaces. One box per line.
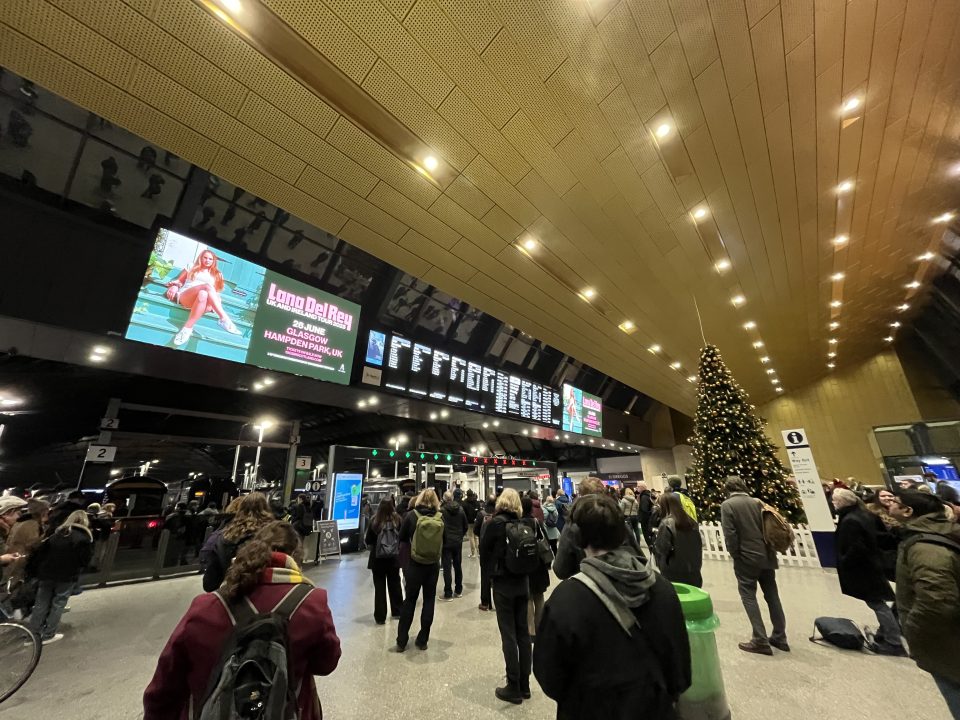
0, 621, 41, 703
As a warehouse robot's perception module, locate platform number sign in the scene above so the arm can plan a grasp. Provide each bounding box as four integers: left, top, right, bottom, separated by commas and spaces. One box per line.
86, 445, 117, 463
100, 418, 120, 430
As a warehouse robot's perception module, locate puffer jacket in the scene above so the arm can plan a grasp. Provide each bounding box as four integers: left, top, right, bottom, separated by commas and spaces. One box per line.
29, 525, 93, 582
896, 512, 960, 683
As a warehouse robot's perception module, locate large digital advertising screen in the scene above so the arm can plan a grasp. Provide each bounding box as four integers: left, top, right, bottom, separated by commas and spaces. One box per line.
562, 383, 603, 437
125, 229, 359, 384
363, 329, 562, 427
332, 472, 364, 531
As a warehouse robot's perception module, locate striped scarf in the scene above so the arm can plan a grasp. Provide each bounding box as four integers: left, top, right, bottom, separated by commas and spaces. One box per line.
258, 552, 313, 587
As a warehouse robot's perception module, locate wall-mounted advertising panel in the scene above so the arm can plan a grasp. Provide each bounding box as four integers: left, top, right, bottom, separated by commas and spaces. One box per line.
364, 329, 561, 427
562, 383, 603, 437
126, 228, 359, 384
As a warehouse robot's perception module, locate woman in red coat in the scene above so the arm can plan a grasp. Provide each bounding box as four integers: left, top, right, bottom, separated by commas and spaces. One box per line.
143, 521, 341, 719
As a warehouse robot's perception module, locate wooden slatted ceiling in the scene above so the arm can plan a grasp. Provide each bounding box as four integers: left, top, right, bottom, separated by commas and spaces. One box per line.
2, 0, 959, 416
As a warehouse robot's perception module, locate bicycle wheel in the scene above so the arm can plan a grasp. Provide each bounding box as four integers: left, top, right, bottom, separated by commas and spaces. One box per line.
0, 622, 41, 703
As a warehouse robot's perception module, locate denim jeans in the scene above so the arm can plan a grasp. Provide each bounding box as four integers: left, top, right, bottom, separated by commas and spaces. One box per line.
29, 580, 73, 640
441, 544, 463, 597
933, 674, 960, 719
864, 599, 902, 647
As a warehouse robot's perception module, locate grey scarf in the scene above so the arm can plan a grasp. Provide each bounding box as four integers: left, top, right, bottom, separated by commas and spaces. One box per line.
575, 546, 656, 635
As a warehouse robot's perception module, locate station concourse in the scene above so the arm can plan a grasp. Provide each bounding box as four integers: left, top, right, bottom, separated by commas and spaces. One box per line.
1, 1, 960, 718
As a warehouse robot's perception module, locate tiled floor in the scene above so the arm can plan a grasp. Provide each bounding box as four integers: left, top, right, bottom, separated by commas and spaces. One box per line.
4, 553, 951, 719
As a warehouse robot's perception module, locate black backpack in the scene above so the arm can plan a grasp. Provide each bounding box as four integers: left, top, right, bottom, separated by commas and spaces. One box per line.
810, 617, 865, 650
200, 584, 312, 720
503, 519, 539, 575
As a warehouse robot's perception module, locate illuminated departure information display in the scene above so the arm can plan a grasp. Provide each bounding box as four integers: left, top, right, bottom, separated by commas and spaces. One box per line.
365, 330, 562, 427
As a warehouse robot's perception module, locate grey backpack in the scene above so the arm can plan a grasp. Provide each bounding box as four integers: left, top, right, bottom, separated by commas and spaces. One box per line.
199, 584, 312, 720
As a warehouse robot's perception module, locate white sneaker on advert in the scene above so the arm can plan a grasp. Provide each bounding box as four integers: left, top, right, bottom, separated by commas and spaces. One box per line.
173, 327, 193, 346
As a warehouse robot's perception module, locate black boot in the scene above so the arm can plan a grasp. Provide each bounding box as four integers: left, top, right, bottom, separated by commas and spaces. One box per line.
496, 683, 522, 705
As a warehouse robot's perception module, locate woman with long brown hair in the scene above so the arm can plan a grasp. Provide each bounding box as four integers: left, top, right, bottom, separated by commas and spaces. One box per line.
364, 497, 404, 624
654, 491, 703, 587
144, 521, 341, 720
202, 492, 274, 591
163, 247, 242, 346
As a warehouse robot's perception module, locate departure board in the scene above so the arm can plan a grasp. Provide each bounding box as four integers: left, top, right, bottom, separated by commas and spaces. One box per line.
364, 329, 563, 427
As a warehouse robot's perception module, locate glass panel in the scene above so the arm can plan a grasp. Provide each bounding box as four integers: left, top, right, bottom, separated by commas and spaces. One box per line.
873, 428, 916, 457
67, 138, 183, 228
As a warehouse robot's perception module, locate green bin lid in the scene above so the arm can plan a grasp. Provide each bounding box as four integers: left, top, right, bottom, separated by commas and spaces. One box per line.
672, 582, 714, 621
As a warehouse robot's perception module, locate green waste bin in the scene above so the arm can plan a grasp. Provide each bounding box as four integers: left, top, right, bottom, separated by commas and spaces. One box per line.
673, 583, 731, 720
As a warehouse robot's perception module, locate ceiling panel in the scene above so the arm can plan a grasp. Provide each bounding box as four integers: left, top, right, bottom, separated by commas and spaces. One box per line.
1, 0, 958, 415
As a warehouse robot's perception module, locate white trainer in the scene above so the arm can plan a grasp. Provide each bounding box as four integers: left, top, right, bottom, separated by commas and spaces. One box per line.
173, 327, 193, 346
218, 318, 241, 335
42, 633, 64, 645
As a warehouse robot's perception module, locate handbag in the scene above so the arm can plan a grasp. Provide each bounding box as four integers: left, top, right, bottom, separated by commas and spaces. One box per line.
535, 522, 554, 567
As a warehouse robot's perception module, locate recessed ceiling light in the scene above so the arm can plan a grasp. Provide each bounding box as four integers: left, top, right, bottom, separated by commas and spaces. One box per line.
743, 321, 756, 330
619, 320, 636, 333
906, 281, 920, 289
752, 341, 764, 349
429, 412, 437, 420
715, 259, 731, 272
655, 123, 672, 138
933, 211, 955, 224
775, 387, 784, 393
692, 206, 709, 220
918, 252, 935, 261
832, 234, 849, 246
759, 356, 770, 363
261, 377, 275, 386
648, 344, 662, 354
828, 351, 836, 358
890, 321, 901, 328
836, 180, 854, 194
522, 237, 537, 251
220, 0, 243, 13
687, 375, 697, 383
356, 399, 366, 408
581, 287, 596, 299
765, 368, 775, 375
830, 300, 842, 308
828, 338, 838, 344
91, 345, 110, 355
440, 410, 449, 418
731, 294, 746, 306
829, 322, 840, 330
670, 361, 682, 370
771, 378, 781, 384
482, 422, 489, 428
253, 382, 264, 391
841, 96, 861, 113
89, 354, 106, 363
884, 335, 894, 342
898, 303, 909, 311
368, 396, 378, 406
831, 272, 845, 281
827, 362, 835, 369
522, 429, 528, 435
493, 421, 499, 427
423, 155, 439, 171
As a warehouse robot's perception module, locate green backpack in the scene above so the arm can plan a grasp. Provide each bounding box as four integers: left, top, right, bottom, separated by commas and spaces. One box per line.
411, 510, 444, 564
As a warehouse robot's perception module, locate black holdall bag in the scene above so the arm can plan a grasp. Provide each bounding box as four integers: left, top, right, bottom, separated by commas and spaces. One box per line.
809, 617, 865, 650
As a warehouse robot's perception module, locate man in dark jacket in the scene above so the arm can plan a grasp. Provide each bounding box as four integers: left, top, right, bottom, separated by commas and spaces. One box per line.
534, 493, 691, 719
889, 490, 960, 716
554, 478, 645, 580
440, 491, 468, 599
832, 488, 903, 655
462, 490, 480, 558
554, 489, 571, 531
636, 482, 655, 548
720, 476, 787, 655
476, 494, 496, 610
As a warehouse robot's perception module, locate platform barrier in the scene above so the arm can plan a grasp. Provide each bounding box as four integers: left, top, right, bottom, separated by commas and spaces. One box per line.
699, 522, 821, 567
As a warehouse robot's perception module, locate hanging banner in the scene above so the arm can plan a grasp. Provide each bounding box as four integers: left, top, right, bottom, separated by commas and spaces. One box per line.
782, 428, 836, 567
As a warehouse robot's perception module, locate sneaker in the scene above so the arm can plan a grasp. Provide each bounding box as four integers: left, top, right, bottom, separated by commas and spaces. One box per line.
454, 592, 462, 598
173, 327, 193, 346
442, 595, 454, 601
42, 633, 64, 645
218, 318, 241, 335
495, 685, 522, 704
769, 637, 790, 652
868, 641, 907, 657
738, 640, 773, 656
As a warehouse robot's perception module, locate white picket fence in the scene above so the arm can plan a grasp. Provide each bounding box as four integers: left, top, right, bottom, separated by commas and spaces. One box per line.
699, 522, 821, 568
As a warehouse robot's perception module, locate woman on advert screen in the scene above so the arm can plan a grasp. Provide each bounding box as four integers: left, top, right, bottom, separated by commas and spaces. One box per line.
164, 249, 242, 346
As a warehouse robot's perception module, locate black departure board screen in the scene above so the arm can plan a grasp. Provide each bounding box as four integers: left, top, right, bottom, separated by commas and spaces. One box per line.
364, 329, 562, 427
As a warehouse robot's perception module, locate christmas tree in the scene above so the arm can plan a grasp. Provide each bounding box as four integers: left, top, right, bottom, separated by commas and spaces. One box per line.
687, 344, 805, 523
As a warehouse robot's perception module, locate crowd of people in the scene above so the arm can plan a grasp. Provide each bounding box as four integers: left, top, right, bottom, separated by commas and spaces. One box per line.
3, 470, 958, 718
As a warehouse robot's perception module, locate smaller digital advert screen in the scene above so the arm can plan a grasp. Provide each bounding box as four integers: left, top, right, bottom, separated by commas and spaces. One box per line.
332, 473, 364, 531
